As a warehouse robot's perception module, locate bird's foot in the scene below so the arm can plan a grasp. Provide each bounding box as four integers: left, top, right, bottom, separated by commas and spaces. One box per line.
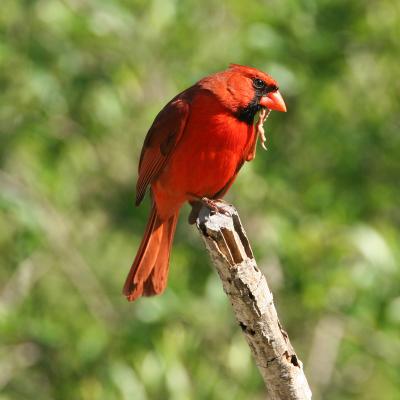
200, 197, 231, 216
187, 195, 231, 224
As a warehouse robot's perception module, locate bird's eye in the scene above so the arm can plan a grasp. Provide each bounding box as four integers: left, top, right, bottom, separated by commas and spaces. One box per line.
253, 78, 266, 90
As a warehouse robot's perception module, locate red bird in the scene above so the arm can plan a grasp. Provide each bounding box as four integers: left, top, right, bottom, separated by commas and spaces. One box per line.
123, 64, 286, 301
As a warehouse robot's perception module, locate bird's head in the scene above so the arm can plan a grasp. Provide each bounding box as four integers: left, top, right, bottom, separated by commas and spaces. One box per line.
200, 64, 286, 124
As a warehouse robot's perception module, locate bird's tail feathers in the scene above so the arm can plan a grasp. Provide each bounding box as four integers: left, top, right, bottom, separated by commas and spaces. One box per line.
123, 203, 178, 301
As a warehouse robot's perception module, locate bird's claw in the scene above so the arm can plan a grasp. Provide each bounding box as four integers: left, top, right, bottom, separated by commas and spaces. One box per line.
201, 197, 231, 216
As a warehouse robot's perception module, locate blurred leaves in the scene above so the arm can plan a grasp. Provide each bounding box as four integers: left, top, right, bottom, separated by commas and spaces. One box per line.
1, 0, 399, 399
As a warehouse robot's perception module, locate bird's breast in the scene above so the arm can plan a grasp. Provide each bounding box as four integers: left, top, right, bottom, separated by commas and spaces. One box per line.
156, 103, 254, 202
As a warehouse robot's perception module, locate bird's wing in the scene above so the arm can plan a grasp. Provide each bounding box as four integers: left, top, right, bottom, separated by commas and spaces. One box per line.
135, 95, 191, 205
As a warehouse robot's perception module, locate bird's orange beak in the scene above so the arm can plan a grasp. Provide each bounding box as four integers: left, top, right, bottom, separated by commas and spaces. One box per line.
259, 90, 287, 112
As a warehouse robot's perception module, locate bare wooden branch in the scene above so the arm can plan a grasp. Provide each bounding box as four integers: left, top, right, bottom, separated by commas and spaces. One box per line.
196, 201, 312, 400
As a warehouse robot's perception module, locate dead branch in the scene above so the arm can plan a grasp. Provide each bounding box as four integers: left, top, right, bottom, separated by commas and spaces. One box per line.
196, 202, 312, 400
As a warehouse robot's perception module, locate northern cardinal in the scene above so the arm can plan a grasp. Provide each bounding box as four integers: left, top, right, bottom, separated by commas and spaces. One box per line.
123, 64, 286, 301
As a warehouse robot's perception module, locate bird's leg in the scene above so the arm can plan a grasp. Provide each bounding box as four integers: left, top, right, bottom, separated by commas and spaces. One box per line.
188, 200, 202, 224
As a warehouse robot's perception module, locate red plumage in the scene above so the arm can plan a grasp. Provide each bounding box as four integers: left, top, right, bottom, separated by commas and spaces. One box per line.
123, 64, 286, 301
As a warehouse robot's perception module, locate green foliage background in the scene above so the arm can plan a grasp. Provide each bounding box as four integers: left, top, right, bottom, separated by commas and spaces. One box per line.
1, 0, 399, 399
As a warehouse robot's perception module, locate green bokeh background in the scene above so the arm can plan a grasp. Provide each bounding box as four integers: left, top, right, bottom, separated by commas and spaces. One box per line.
1, 1, 399, 399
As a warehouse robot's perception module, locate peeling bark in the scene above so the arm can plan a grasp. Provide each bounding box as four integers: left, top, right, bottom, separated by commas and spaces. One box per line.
196, 202, 312, 400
